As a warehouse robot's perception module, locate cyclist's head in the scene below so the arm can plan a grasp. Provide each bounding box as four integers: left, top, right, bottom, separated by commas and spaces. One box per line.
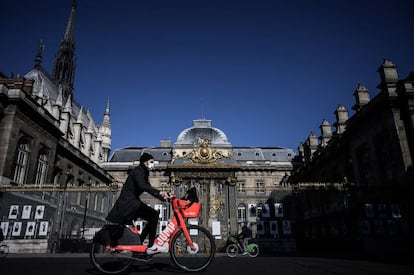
140, 153, 154, 169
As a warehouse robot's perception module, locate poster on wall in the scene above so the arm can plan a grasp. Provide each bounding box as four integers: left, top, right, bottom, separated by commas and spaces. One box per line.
8, 205, 19, 219
22, 205, 32, 219
35, 205, 45, 219
212, 221, 221, 239
282, 220, 292, 235
269, 221, 279, 237
261, 203, 270, 218
38, 221, 49, 236
274, 203, 283, 217
25, 221, 36, 236
0, 222, 9, 237
12, 222, 22, 236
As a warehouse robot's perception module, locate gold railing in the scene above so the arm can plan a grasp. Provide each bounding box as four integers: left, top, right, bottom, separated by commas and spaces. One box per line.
1, 183, 119, 192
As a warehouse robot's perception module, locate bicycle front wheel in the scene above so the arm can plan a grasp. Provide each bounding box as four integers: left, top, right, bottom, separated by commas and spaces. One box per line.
170, 225, 216, 272
248, 244, 259, 258
0, 245, 9, 257
90, 241, 135, 274
225, 243, 238, 257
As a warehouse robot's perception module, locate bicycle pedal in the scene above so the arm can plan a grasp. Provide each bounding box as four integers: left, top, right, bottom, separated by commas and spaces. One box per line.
136, 254, 153, 262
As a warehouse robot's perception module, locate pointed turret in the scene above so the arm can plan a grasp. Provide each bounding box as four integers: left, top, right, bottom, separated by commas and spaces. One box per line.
319, 119, 332, 147
377, 58, 399, 97
333, 104, 348, 135
100, 98, 112, 162
34, 40, 45, 69
102, 98, 111, 128
52, 1, 77, 100
303, 132, 318, 162
352, 83, 370, 112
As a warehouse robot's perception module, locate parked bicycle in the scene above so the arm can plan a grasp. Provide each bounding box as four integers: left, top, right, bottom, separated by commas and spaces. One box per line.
90, 192, 215, 274
0, 243, 9, 258
225, 235, 259, 258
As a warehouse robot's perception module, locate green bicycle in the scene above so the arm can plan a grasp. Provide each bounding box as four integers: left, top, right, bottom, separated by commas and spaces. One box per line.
225, 235, 259, 258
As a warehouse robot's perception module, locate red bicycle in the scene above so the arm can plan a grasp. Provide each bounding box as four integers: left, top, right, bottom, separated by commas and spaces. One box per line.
90, 193, 215, 274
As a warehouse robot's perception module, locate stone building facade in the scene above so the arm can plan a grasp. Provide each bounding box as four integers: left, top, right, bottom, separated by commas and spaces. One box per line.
289, 59, 414, 257
103, 119, 296, 250
0, 2, 114, 253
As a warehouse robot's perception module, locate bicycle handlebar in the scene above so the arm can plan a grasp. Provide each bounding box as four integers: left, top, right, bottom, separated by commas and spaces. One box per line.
163, 192, 176, 202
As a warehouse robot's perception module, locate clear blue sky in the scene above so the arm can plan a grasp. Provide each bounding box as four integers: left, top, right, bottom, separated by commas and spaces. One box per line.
1, 0, 414, 154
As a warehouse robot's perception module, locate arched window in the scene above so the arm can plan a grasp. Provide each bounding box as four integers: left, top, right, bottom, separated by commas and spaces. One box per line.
12, 138, 31, 184
35, 148, 49, 186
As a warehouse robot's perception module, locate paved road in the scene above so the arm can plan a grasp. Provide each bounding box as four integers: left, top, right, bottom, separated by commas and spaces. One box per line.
1, 253, 414, 275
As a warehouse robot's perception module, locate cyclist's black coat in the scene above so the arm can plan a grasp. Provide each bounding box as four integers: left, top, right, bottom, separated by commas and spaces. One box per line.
106, 164, 162, 224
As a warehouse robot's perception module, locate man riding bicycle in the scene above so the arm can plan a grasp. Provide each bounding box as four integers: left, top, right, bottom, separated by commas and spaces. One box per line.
106, 153, 169, 259
238, 222, 252, 255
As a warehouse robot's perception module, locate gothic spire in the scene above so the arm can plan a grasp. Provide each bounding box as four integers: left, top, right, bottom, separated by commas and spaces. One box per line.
34, 40, 45, 69
52, 0, 77, 100
102, 98, 111, 128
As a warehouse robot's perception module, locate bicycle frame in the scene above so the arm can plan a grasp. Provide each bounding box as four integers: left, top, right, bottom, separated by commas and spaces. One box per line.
105, 195, 196, 253
227, 235, 258, 254
228, 236, 245, 250
91, 192, 215, 273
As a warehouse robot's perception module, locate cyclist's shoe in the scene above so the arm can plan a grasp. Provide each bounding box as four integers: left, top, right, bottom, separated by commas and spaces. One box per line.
242, 251, 248, 255
136, 253, 153, 262
146, 242, 169, 255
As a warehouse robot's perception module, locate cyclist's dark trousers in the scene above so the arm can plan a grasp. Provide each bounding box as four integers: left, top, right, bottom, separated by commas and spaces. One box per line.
134, 203, 159, 247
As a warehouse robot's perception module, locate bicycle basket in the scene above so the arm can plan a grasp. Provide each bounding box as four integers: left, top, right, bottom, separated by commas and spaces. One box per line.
178, 199, 201, 218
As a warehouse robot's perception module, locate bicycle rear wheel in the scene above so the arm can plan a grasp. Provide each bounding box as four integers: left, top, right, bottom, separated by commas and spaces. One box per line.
90, 241, 135, 274
0, 245, 9, 258
225, 243, 238, 257
170, 225, 215, 272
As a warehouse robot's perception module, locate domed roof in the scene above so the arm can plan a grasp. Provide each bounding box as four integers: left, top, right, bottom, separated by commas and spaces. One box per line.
176, 119, 231, 146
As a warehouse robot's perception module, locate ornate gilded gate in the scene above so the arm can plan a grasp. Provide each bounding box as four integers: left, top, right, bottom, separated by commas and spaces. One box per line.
166, 138, 240, 237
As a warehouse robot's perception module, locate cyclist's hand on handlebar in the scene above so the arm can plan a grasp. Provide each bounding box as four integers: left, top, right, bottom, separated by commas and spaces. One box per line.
159, 191, 168, 201
159, 191, 175, 202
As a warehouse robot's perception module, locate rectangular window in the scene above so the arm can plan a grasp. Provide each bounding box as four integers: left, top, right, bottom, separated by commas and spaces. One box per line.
255, 181, 265, 193
237, 181, 245, 193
